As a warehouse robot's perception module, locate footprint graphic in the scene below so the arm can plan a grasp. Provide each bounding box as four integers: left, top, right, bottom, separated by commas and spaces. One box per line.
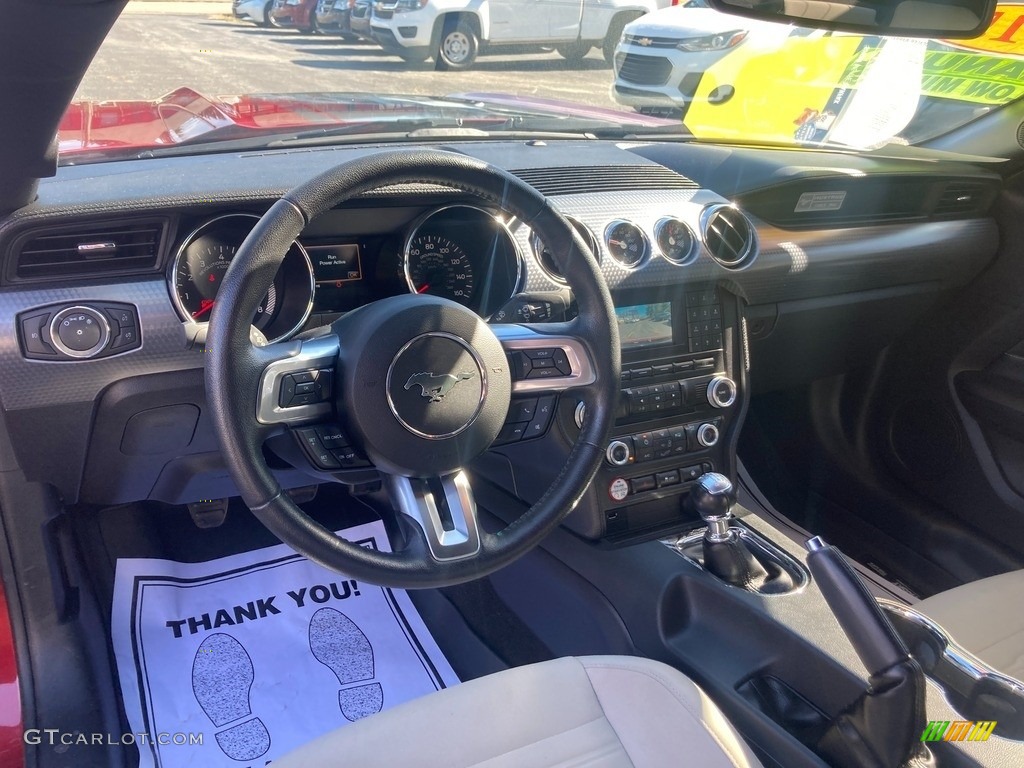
192, 633, 271, 761
308, 607, 383, 721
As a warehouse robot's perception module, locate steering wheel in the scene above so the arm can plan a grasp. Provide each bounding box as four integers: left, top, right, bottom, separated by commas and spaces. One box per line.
206, 149, 620, 588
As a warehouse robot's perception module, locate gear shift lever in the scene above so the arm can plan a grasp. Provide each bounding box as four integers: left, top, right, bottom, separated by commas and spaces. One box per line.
686, 473, 794, 593
690, 472, 738, 543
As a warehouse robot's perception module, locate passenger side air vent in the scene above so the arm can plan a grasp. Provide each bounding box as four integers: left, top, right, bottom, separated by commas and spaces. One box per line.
9, 218, 168, 283
511, 165, 698, 196
702, 205, 754, 268
933, 181, 992, 217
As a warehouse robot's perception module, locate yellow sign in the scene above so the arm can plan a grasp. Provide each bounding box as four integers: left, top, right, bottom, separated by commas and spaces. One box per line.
943, 2, 1024, 56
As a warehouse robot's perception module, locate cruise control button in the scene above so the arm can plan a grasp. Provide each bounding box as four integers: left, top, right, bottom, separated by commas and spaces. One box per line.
316, 425, 350, 448
495, 422, 528, 445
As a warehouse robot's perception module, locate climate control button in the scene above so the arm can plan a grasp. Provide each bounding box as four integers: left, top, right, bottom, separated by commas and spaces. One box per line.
696, 423, 720, 448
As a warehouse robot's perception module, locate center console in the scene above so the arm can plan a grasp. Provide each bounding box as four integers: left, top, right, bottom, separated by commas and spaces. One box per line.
564, 286, 746, 541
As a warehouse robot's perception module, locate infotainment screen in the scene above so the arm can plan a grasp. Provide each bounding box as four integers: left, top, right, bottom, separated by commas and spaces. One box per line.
616, 302, 673, 349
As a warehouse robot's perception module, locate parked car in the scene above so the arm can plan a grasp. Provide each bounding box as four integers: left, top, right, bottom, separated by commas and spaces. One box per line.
349, 0, 373, 39
269, 0, 320, 33
315, 0, 359, 40
370, 0, 666, 69
611, 0, 797, 115
234, 0, 277, 26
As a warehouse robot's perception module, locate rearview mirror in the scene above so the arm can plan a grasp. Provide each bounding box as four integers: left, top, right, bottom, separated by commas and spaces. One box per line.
705, 0, 998, 37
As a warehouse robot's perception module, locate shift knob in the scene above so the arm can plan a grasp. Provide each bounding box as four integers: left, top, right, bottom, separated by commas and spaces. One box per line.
689, 472, 736, 541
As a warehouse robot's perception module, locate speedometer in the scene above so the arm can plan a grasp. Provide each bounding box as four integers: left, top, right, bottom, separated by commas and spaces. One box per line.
405, 234, 476, 305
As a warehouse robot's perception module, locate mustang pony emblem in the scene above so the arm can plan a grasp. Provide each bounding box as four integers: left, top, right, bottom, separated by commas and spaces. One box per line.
404, 371, 475, 402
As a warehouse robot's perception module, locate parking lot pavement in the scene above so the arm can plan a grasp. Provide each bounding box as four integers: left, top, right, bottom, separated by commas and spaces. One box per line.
76, 11, 620, 110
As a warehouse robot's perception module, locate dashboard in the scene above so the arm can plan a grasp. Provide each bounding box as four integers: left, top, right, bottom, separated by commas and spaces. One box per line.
0, 138, 1003, 540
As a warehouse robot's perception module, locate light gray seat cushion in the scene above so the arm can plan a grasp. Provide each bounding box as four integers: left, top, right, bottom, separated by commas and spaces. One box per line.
274, 655, 764, 767
915, 569, 1024, 682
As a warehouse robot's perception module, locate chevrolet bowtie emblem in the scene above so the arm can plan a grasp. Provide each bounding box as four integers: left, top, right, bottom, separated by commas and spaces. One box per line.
404, 371, 475, 402
637, 37, 653, 46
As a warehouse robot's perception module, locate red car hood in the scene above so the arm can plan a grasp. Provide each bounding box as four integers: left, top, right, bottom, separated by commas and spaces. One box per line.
58, 87, 674, 156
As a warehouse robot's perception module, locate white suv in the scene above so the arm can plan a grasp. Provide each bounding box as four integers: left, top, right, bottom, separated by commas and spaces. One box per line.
370, 0, 666, 69
611, 0, 795, 115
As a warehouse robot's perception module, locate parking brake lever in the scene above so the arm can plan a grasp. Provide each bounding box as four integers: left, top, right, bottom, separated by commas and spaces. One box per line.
806, 537, 931, 768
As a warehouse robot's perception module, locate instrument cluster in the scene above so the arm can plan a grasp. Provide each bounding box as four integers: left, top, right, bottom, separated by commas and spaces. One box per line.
168, 206, 524, 339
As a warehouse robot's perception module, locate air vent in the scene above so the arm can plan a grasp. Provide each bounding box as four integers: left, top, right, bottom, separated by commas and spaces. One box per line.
933, 181, 992, 217
511, 165, 697, 196
702, 205, 754, 268
10, 218, 168, 283
531, 217, 599, 282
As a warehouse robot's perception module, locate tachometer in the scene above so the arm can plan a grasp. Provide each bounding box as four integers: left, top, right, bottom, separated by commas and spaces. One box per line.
170, 214, 315, 343
174, 242, 280, 325
405, 234, 476, 305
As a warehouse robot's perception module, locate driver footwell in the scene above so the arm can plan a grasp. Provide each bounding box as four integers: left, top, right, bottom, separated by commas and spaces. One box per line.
110, 518, 459, 768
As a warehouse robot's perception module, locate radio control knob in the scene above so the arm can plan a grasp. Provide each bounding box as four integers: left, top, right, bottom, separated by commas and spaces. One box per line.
606, 439, 633, 467
707, 376, 737, 409
697, 423, 720, 448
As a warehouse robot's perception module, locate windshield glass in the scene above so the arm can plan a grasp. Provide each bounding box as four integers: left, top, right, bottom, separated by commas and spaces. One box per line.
65, 0, 1024, 161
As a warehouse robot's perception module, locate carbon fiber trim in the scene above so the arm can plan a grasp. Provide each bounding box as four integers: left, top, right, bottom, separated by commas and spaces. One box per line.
0, 280, 200, 411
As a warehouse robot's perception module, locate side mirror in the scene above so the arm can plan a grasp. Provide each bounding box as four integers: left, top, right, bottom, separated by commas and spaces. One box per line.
705, 0, 998, 38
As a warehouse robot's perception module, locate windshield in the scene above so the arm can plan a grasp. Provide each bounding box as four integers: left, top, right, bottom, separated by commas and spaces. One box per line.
65, 0, 1024, 161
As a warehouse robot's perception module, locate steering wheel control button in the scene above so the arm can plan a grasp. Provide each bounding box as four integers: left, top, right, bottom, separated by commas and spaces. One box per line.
387, 332, 485, 440
609, 478, 629, 502
508, 397, 538, 423
494, 422, 529, 445
279, 369, 333, 408
294, 427, 340, 470
49, 306, 110, 359
523, 395, 556, 439
511, 347, 573, 381
315, 425, 351, 448
707, 376, 738, 408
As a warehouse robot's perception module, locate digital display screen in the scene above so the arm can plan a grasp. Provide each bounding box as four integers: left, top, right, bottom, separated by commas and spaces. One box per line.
309, 243, 362, 285
616, 302, 673, 349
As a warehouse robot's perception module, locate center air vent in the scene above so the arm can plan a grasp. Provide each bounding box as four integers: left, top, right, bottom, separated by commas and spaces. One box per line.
511, 165, 697, 196
9, 218, 168, 283
702, 205, 754, 268
530, 217, 599, 282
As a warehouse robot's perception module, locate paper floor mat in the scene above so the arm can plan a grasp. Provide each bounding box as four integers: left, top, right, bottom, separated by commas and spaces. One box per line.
111, 521, 460, 768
